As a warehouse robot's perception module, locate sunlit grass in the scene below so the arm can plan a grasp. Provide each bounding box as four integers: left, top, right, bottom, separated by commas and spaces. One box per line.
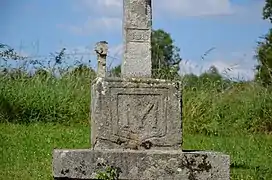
0, 123, 271, 179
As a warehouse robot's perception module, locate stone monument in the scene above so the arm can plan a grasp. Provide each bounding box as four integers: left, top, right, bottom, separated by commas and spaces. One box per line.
122, 0, 152, 78
52, 0, 230, 179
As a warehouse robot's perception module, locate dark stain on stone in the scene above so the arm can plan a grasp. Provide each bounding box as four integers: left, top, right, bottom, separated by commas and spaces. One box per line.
60, 169, 69, 175
97, 162, 106, 167
179, 154, 212, 180
141, 140, 152, 149
165, 166, 175, 175
116, 138, 125, 145
97, 82, 103, 93
111, 165, 123, 175
197, 154, 212, 172
74, 160, 87, 176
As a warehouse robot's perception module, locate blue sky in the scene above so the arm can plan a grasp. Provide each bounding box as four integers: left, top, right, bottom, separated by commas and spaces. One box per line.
1, 0, 271, 80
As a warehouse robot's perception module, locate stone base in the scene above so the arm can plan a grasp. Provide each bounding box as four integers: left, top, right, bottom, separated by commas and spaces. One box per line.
52, 149, 230, 180
91, 77, 183, 151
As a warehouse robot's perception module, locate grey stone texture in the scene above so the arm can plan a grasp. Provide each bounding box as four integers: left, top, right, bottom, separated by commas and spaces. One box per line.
95, 41, 108, 78
53, 149, 230, 180
122, 0, 152, 78
91, 78, 182, 150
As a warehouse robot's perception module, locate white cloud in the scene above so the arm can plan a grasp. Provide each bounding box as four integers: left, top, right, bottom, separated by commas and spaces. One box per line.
82, 0, 234, 17
58, 16, 121, 35
97, 0, 122, 11
180, 59, 255, 80
65, 0, 267, 34
81, 0, 122, 17
155, 0, 234, 17
64, 0, 267, 35
179, 50, 257, 80
66, 0, 242, 35
207, 60, 254, 80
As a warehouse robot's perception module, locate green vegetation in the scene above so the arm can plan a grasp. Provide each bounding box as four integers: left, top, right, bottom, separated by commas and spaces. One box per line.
0, 68, 272, 179
96, 165, 121, 180
151, 29, 182, 79
1, 123, 271, 180
0, 64, 96, 124
255, 0, 272, 86
263, 0, 272, 23
182, 78, 272, 135
1, 68, 272, 134
0, 123, 90, 180
1, 1, 272, 179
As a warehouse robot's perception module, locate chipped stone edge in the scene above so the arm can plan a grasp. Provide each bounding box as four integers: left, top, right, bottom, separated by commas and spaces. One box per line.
52, 149, 230, 179
92, 77, 180, 84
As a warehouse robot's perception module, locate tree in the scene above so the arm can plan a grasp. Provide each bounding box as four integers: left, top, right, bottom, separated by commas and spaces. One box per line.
110, 29, 182, 80
110, 65, 121, 77
0, 43, 26, 61
182, 73, 199, 89
68, 64, 96, 79
255, 29, 272, 86
263, 0, 272, 23
255, 0, 272, 86
151, 29, 182, 79
199, 66, 225, 87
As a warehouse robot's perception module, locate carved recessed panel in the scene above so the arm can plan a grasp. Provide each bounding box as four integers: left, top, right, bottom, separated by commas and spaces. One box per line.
127, 29, 150, 42
115, 93, 166, 140
110, 88, 167, 142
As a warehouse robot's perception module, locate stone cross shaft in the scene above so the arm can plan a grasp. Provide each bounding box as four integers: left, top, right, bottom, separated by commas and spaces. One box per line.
122, 0, 152, 78
95, 41, 108, 78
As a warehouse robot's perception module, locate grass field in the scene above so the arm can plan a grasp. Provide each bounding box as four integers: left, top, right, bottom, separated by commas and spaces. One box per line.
0, 70, 272, 179
0, 123, 271, 180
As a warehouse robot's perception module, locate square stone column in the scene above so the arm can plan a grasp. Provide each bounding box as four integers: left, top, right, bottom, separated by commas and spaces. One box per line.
122, 0, 152, 78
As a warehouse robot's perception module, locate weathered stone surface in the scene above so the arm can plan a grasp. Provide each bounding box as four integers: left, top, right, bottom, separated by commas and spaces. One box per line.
91, 77, 182, 150
95, 41, 108, 78
53, 149, 230, 180
122, 0, 152, 78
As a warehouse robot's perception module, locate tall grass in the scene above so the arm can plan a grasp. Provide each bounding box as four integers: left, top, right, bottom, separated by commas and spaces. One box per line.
1, 47, 272, 179
182, 79, 272, 135
0, 67, 272, 135
0, 70, 95, 124
0, 43, 272, 133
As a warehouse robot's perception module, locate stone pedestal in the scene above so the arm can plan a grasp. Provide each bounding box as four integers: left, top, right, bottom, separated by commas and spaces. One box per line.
52, 78, 230, 180
52, 0, 231, 177
53, 149, 230, 180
